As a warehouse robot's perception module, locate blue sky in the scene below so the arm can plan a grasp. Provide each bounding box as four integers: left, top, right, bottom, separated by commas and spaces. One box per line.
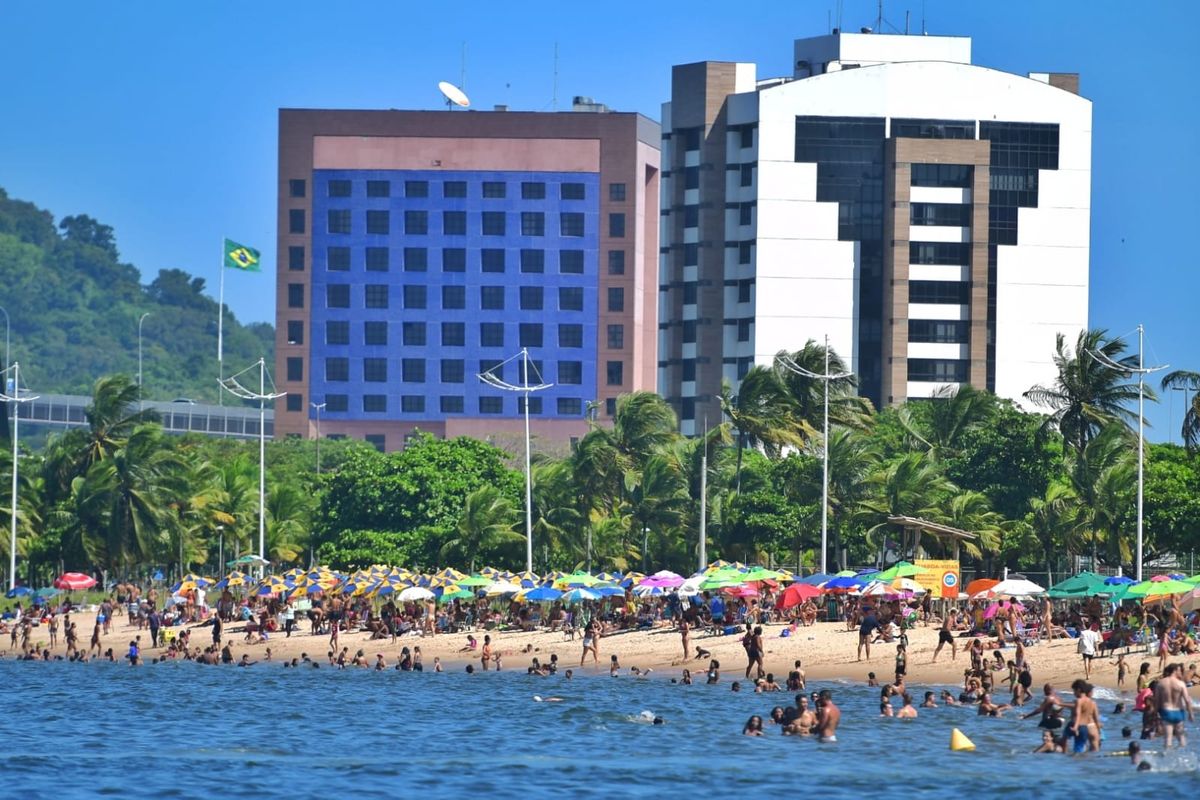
0, 1, 1195, 440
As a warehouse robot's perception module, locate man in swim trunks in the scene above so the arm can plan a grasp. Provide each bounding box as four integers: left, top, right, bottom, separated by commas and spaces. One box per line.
1066, 679, 1101, 753
933, 610, 957, 663
815, 689, 840, 742
857, 608, 879, 662
1155, 663, 1194, 747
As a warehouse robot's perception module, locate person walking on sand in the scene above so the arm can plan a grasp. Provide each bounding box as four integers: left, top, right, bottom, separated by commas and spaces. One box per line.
933, 610, 957, 663
1077, 621, 1102, 679
679, 618, 690, 661
89, 622, 102, 657
857, 606, 879, 662
328, 615, 338, 650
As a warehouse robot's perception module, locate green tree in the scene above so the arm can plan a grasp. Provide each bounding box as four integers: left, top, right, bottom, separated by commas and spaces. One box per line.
440, 486, 521, 573
773, 341, 873, 430
1161, 371, 1200, 451
720, 367, 808, 492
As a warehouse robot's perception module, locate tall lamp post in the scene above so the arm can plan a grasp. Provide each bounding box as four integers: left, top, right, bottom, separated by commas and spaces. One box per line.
1087, 324, 1166, 582
138, 312, 151, 409
777, 335, 852, 575
310, 401, 326, 475
219, 358, 285, 577
477, 348, 552, 574
1, 363, 38, 589
216, 524, 225, 577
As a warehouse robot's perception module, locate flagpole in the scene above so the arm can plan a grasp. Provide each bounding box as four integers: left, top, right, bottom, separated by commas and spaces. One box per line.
218, 239, 225, 406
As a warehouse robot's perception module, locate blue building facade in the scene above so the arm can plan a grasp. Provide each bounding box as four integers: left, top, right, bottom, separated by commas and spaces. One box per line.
308, 169, 600, 424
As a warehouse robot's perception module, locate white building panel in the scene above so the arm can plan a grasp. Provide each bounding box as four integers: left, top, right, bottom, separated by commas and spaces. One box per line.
909, 225, 970, 243
907, 381, 961, 399
908, 342, 970, 360
757, 161, 819, 202
757, 199, 840, 240
909, 264, 970, 282
909, 187, 971, 205
908, 303, 968, 321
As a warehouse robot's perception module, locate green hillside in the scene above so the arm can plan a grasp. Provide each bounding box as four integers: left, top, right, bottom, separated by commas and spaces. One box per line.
0, 188, 273, 401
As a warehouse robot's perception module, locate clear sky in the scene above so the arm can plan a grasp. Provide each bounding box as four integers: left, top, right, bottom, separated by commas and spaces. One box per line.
0, 1, 1195, 440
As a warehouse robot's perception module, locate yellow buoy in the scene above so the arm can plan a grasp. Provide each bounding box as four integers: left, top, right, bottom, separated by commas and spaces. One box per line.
950, 728, 976, 752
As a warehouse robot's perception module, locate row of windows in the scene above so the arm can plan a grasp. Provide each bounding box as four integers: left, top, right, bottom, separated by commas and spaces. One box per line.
313, 245, 625, 275
322, 209, 625, 238
311, 358, 625, 386
908, 319, 969, 344
310, 319, 626, 350
308, 393, 587, 416
910, 163, 973, 189
892, 118, 975, 140
289, 178, 627, 203
309, 283, 622, 312
910, 203, 972, 227
909, 280, 971, 305
910, 241, 972, 266
908, 358, 969, 383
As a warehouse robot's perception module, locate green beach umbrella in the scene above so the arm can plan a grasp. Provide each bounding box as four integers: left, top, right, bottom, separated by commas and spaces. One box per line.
875, 561, 928, 582
1128, 579, 1194, 598
741, 567, 783, 582
1047, 571, 1109, 598
456, 574, 491, 587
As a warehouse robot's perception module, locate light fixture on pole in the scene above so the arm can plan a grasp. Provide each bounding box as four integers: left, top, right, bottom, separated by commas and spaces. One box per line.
477, 348, 552, 574
776, 335, 852, 575
310, 401, 326, 476
0, 362, 38, 590
219, 358, 285, 577
1086, 324, 1166, 582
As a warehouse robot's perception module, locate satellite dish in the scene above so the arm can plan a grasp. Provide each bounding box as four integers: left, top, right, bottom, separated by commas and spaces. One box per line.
438, 81, 470, 109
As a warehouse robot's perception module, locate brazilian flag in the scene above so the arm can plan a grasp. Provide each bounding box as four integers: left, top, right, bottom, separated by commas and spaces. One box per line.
223, 238, 261, 272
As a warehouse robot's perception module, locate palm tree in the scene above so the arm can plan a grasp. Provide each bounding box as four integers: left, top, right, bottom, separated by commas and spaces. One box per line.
900, 385, 995, 459
822, 428, 880, 569
1024, 329, 1142, 459
1070, 424, 1135, 569
624, 454, 690, 571
938, 490, 1004, 560
1161, 370, 1200, 450
857, 452, 956, 559
265, 484, 312, 565
720, 368, 808, 492
440, 485, 521, 573
1029, 481, 1078, 584
773, 341, 873, 430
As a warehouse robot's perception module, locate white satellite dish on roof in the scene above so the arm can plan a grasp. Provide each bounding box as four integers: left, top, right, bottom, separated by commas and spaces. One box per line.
438, 80, 470, 109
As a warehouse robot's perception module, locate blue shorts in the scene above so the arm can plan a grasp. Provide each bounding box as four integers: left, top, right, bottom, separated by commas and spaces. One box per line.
1072, 727, 1089, 753
1160, 709, 1186, 725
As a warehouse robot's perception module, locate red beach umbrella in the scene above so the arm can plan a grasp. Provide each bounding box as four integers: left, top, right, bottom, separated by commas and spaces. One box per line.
777, 582, 822, 609
54, 572, 97, 591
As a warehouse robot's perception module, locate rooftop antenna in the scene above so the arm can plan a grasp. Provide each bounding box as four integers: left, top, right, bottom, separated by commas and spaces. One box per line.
922, 0, 926, 33
438, 80, 470, 110
877, 0, 883, 32
552, 42, 559, 111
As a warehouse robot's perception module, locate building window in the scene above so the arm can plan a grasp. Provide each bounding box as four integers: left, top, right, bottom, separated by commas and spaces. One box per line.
519, 323, 543, 347
738, 280, 752, 303
908, 319, 969, 343
366, 180, 390, 198
737, 319, 751, 342
738, 242, 752, 264
443, 210, 467, 236
684, 166, 700, 190
559, 324, 583, 348
444, 180, 467, 198
608, 250, 625, 275
288, 179, 306, 198
363, 394, 387, 413
893, 118, 974, 140
442, 285, 466, 310
682, 359, 696, 381
605, 397, 617, 416
364, 434, 386, 452
609, 183, 626, 201
480, 286, 505, 310
482, 181, 506, 198
327, 246, 350, 271
402, 321, 426, 346
684, 243, 699, 266
683, 206, 699, 228
557, 397, 582, 415
740, 163, 754, 187
364, 321, 388, 346
682, 320, 697, 343
403, 285, 427, 309
559, 287, 583, 311
908, 358, 969, 382
405, 210, 428, 235
561, 182, 585, 200
517, 396, 543, 414
520, 249, 545, 273
681, 397, 696, 420
396, 395, 423, 414
366, 246, 389, 271
326, 284, 350, 308
403, 247, 428, 272
326, 320, 349, 345
910, 163, 973, 188
441, 359, 465, 383
288, 246, 305, 271
325, 357, 349, 382
908, 280, 971, 304
289, 209, 306, 234
521, 181, 546, 199
559, 250, 584, 274
479, 359, 503, 381
560, 212, 585, 237
362, 357, 387, 382
683, 283, 698, 305
481, 249, 506, 273
739, 127, 754, 148
286, 394, 302, 412
608, 213, 626, 238
443, 248, 466, 272
683, 128, 702, 151
482, 211, 506, 236
607, 287, 624, 312
325, 394, 348, 412
607, 324, 624, 349
401, 179, 427, 198
910, 242, 971, 266
326, 209, 349, 234
328, 179, 351, 197
479, 396, 503, 414
521, 211, 545, 236
364, 284, 389, 309
286, 357, 303, 381
480, 322, 505, 347
286, 320, 304, 346
738, 203, 753, 226
910, 203, 973, 227
401, 358, 425, 382
606, 361, 624, 386
558, 361, 582, 384
442, 321, 465, 347
287, 283, 305, 309
440, 395, 464, 413
519, 286, 544, 311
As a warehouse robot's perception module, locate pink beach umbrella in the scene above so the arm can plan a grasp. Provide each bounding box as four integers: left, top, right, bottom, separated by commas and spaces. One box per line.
638, 570, 685, 588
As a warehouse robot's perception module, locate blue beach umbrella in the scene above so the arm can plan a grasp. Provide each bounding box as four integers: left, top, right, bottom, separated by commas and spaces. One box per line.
5, 586, 33, 598
797, 573, 835, 586
522, 585, 564, 602
594, 585, 626, 597
1104, 575, 1135, 586
823, 575, 867, 591
34, 587, 60, 598
561, 588, 601, 604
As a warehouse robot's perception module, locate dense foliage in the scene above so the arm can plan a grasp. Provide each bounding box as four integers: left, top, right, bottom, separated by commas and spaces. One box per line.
0, 187, 272, 402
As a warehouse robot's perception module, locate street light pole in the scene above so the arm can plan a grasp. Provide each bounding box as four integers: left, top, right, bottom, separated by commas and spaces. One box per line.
777, 336, 852, 575
1, 362, 38, 590
310, 402, 326, 476
0, 306, 9, 377
217, 524, 224, 576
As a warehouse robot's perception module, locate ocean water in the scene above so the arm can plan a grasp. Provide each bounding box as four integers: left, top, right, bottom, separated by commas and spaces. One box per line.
0, 660, 1194, 798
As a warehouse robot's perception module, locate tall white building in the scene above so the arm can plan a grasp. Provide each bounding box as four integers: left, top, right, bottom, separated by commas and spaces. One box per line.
658, 32, 1091, 433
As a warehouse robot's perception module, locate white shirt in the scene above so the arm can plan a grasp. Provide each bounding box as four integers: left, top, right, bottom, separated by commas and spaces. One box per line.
1078, 628, 1101, 656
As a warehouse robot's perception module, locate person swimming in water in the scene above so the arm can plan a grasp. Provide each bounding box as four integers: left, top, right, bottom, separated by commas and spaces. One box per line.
815, 689, 840, 742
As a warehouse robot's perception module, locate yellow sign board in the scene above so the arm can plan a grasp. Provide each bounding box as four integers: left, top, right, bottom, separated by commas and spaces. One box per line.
915, 559, 961, 598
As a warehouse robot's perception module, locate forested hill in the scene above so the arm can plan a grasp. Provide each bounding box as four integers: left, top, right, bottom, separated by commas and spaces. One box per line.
0, 188, 273, 402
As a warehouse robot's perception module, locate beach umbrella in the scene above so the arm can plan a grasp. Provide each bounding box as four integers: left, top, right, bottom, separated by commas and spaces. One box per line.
521, 585, 564, 602
54, 572, 97, 591
822, 575, 867, 592
723, 585, 759, 598
561, 587, 601, 604
777, 582, 822, 609
228, 555, 269, 567
1047, 572, 1108, 598
856, 568, 880, 577
485, 581, 524, 596
438, 588, 474, 603
512, 570, 541, 588
632, 584, 669, 597
874, 561, 928, 581
965, 578, 999, 597
1105, 575, 1136, 586
741, 567, 783, 582
34, 587, 60, 598
456, 574, 491, 587
989, 578, 1045, 597
891, 577, 925, 594
797, 573, 835, 586
705, 559, 732, 572
595, 572, 622, 584
620, 571, 645, 588
1129, 579, 1194, 599
1179, 587, 1200, 614
700, 571, 746, 590
398, 586, 435, 602
594, 585, 626, 597
638, 570, 685, 588
834, 570, 858, 578
5, 586, 33, 598
554, 570, 602, 589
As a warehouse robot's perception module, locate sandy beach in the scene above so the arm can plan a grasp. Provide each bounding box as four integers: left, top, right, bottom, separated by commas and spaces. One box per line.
13, 606, 1161, 696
